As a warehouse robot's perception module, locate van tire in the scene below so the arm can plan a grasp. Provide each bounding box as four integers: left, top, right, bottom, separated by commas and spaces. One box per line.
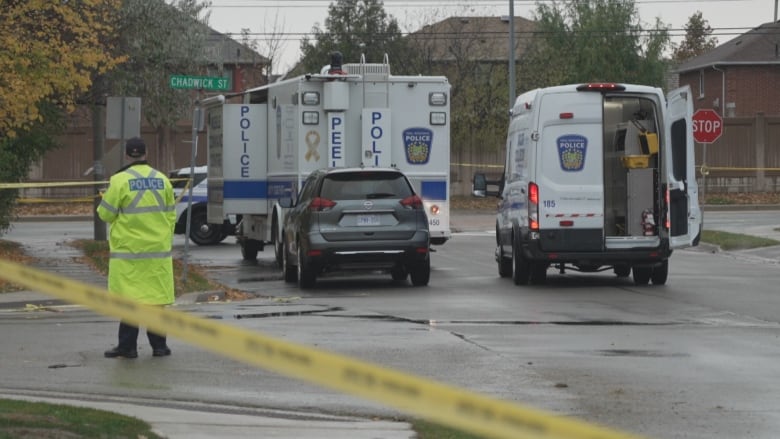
498, 249, 513, 278
529, 263, 547, 285
651, 259, 668, 285
632, 266, 652, 285
512, 240, 530, 285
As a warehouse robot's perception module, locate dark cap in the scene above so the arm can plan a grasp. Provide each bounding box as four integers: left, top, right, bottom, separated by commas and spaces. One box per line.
125, 137, 146, 158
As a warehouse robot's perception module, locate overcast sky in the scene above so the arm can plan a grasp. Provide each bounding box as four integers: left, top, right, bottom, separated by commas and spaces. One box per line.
205, 0, 776, 72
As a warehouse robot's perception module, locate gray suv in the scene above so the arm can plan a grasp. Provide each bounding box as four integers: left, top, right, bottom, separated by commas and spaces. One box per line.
281, 168, 431, 288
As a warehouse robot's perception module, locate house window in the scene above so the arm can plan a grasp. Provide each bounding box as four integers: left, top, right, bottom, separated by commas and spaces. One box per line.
698, 70, 705, 98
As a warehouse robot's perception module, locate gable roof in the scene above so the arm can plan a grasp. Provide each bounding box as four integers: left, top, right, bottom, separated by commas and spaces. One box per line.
205, 29, 269, 65
676, 21, 780, 72
407, 16, 536, 62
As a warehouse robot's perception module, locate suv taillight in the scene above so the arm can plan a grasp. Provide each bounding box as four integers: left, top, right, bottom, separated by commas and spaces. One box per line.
309, 197, 336, 211
400, 195, 423, 209
528, 182, 539, 231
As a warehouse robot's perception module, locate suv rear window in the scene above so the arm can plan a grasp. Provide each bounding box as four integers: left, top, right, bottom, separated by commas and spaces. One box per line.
320, 172, 413, 200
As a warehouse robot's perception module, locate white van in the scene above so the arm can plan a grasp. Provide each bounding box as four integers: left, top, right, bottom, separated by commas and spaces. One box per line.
169, 166, 236, 245
473, 83, 702, 286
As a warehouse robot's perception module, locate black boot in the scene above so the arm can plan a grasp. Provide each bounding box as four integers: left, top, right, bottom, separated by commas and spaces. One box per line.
152, 347, 172, 357
104, 346, 138, 358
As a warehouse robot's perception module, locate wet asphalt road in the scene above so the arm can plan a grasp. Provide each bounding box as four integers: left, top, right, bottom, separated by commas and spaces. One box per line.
2, 210, 780, 439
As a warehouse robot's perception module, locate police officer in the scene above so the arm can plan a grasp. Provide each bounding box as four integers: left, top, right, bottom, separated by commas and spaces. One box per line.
98, 137, 176, 358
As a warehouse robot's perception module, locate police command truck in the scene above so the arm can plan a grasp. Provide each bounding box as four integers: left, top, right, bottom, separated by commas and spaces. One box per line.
204, 54, 451, 265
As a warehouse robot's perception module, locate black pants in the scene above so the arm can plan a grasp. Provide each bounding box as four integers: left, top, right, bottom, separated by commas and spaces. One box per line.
117, 321, 167, 351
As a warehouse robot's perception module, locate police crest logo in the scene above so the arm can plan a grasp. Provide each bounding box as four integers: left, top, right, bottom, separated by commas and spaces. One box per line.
403, 127, 433, 165
557, 134, 587, 172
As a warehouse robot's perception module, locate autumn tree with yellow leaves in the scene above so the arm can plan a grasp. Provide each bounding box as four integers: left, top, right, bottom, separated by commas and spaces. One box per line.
0, 1, 125, 233
0, 0, 124, 138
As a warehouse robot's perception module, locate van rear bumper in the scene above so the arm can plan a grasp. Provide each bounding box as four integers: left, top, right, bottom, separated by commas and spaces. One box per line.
522, 239, 672, 265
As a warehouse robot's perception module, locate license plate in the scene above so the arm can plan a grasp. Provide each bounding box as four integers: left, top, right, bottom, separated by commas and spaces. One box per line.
356, 214, 380, 226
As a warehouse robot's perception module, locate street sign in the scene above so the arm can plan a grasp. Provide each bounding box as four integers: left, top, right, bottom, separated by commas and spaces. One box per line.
170, 74, 231, 91
692, 109, 723, 143
106, 97, 141, 140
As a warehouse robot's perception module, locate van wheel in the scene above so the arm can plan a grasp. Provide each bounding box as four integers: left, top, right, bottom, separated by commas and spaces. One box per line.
614, 264, 631, 277
410, 258, 430, 286
512, 240, 529, 285
529, 263, 547, 285
651, 260, 669, 285
498, 247, 512, 278
632, 266, 652, 285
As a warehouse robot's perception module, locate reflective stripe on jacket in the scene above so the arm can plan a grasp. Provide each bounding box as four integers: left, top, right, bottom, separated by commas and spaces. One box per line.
97, 162, 176, 305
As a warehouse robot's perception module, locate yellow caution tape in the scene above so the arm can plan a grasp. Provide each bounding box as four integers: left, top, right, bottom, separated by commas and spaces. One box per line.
17, 197, 97, 204
695, 166, 780, 172
174, 179, 192, 204
0, 258, 646, 439
1, 177, 191, 190
451, 162, 504, 169
7, 178, 192, 205
0, 181, 109, 189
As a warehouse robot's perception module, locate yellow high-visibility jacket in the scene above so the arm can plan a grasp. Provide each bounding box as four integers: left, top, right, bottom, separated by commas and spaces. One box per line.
97, 162, 176, 305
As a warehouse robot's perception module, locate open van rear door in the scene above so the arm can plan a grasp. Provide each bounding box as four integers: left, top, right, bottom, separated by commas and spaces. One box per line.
664, 86, 702, 248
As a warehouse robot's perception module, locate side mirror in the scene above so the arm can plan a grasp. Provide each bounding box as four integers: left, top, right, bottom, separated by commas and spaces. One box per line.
472, 173, 487, 198
278, 197, 294, 208
472, 172, 502, 198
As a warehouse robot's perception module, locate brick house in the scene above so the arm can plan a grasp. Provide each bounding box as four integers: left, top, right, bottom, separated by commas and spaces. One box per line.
675, 21, 780, 117
675, 21, 780, 192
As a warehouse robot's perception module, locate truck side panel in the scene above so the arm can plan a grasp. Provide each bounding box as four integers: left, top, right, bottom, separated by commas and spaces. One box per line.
388, 79, 451, 242
220, 104, 268, 215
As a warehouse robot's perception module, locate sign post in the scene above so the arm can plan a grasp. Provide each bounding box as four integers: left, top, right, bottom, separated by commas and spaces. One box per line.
692, 109, 723, 199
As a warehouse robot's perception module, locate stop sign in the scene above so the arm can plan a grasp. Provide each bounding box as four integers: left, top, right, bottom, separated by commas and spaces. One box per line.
692, 109, 723, 143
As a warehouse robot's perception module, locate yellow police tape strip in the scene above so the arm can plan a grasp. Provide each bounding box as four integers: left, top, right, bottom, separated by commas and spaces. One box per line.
6, 179, 192, 205
0, 258, 645, 439
0, 181, 109, 189
698, 166, 780, 172
17, 197, 97, 203
451, 162, 504, 169
0, 178, 192, 190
